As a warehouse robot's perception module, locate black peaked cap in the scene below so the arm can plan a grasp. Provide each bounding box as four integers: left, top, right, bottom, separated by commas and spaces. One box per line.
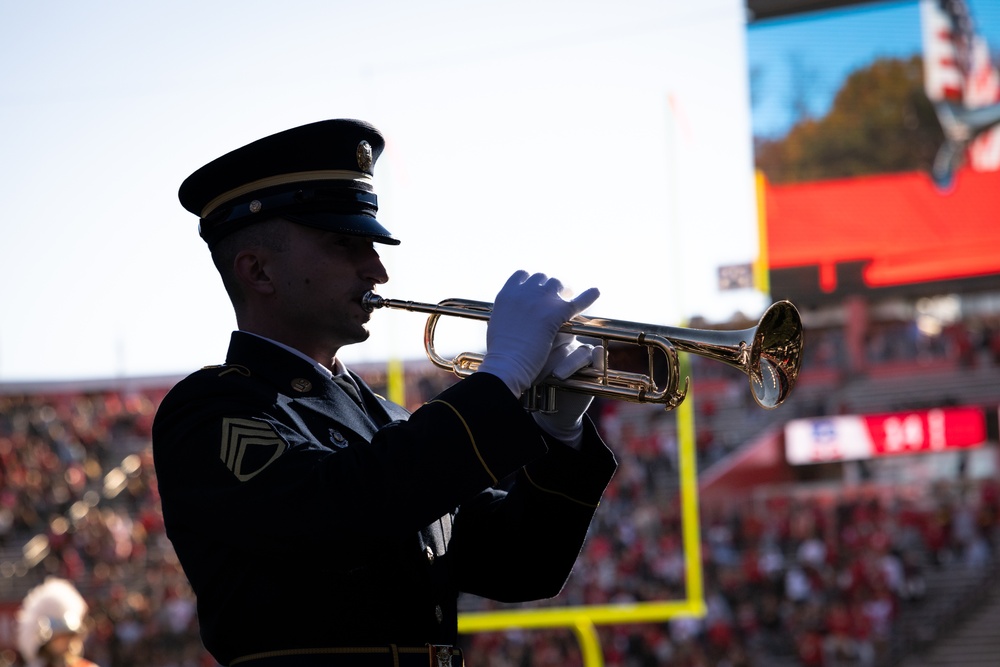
178, 119, 399, 249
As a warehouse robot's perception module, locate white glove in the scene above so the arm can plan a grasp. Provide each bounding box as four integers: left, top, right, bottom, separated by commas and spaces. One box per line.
531, 334, 604, 449
477, 270, 600, 398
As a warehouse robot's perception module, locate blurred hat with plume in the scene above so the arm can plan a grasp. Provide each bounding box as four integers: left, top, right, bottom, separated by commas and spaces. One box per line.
17, 577, 88, 665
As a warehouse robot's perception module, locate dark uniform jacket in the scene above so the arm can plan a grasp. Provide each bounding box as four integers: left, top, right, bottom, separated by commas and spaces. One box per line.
152, 332, 617, 665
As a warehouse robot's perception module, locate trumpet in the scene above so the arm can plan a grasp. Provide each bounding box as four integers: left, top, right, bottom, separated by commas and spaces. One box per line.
362, 292, 803, 412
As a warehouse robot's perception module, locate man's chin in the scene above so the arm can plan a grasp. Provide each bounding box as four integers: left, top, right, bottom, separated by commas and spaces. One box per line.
343, 325, 372, 346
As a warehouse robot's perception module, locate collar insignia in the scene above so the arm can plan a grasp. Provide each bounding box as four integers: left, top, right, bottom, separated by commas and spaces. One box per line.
329, 428, 348, 448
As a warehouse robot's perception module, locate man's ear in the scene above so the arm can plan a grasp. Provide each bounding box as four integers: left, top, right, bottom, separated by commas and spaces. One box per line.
233, 249, 276, 296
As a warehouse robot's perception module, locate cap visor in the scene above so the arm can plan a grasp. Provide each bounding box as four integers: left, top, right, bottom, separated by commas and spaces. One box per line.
281, 212, 400, 245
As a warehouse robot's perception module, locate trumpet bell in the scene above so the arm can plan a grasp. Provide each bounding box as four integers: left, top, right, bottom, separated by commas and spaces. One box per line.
747, 300, 803, 409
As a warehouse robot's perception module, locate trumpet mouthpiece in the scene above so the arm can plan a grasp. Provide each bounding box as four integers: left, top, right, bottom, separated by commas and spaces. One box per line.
361, 291, 385, 313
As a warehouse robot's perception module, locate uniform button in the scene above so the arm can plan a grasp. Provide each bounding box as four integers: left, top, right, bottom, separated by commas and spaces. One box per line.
425, 546, 435, 563
434, 605, 443, 623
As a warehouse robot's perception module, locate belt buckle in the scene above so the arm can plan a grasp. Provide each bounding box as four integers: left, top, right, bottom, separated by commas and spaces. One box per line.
427, 644, 456, 667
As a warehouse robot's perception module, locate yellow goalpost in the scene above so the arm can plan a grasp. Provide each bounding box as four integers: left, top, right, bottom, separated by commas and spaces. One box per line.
457, 394, 706, 666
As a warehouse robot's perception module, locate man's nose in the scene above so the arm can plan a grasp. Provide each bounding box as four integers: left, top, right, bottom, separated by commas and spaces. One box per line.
363, 254, 389, 285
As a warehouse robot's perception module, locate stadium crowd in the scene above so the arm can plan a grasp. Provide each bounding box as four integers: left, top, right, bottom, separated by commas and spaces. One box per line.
0, 312, 997, 666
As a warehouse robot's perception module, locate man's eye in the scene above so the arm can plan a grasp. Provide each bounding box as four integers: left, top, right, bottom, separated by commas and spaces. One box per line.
329, 235, 375, 251
330, 235, 357, 248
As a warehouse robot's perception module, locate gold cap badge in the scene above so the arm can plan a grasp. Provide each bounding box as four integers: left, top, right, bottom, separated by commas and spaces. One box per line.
356, 140, 373, 172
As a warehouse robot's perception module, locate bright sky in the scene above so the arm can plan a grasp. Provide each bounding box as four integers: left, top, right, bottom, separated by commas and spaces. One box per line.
1, 0, 995, 383
0, 0, 765, 382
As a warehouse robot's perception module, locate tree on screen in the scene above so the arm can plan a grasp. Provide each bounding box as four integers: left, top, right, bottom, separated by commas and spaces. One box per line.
755, 56, 944, 183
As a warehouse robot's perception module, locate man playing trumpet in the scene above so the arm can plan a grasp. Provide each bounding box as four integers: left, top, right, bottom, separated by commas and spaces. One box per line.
152, 119, 618, 667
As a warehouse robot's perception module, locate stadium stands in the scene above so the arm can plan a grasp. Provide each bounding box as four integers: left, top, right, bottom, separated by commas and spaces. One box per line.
0, 309, 997, 667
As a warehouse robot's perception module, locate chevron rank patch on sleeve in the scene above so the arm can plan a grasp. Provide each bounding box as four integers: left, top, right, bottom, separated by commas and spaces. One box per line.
220, 417, 288, 481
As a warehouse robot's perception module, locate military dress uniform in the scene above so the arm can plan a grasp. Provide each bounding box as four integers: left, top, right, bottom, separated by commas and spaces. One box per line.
153, 119, 618, 666
153, 332, 616, 665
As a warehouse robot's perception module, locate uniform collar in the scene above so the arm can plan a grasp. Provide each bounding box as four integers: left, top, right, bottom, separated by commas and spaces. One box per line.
237, 330, 337, 379
224, 331, 398, 435
226, 331, 334, 396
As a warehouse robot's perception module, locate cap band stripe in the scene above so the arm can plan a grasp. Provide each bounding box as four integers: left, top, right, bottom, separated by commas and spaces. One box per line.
201, 170, 373, 218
